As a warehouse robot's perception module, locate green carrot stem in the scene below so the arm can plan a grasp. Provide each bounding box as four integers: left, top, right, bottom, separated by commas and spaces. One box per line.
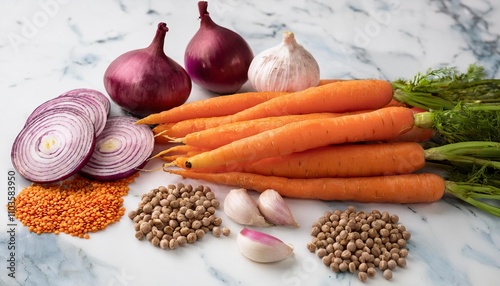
445, 181, 500, 217
392, 89, 455, 111
391, 64, 500, 111
424, 141, 500, 171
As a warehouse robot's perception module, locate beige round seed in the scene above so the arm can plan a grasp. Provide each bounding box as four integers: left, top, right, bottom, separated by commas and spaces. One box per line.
221, 227, 231, 236
383, 269, 393, 280
358, 271, 368, 282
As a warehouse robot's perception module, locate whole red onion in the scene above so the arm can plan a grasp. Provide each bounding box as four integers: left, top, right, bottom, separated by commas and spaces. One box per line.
104, 22, 192, 118
184, 1, 254, 94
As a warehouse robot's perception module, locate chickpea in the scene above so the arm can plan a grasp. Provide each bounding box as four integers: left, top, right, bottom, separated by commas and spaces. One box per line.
339, 262, 349, 272
308, 207, 410, 281
358, 271, 368, 282
367, 267, 376, 278
383, 269, 393, 280
160, 239, 169, 249
322, 255, 332, 266
316, 248, 327, 258
306, 242, 316, 252
212, 226, 222, 237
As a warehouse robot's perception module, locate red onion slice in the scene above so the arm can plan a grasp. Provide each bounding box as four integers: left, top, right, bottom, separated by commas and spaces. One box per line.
26, 93, 108, 136
58, 88, 111, 115
11, 108, 96, 183
79, 116, 154, 181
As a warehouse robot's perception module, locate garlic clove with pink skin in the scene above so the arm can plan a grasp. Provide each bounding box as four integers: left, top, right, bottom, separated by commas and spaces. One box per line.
224, 188, 273, 227
257, 189, 299, 227
247, 31, 320, 92
237, 227, 294, 263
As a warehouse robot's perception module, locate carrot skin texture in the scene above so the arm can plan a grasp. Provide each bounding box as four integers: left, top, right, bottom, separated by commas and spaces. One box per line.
389, 126, 434, 143
229, 79, 393, 121
177, 112, 353, 149
136, 91, 287, 125
181, 142, 426, 178
317, 79, 346, 85
167, 170, 445, 203
184, 106, 415, 169
151, 144, 208, 159
153, 79, 393, 139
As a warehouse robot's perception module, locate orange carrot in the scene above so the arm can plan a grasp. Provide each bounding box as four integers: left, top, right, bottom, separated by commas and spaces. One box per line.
182, 106, 415, 169
172, 142, 426, 178
389, 126, 434, 143
228, 79, 393, 121
153, 79, 393, 139
318, 79, 346, 85
384, 98, 409, 108
151, 144, 208, 159
172, 112, 356, 149
136, 91, 288, 125
140, 79, 353, 125
166, 170, 445, 203
387, 106, 434, 142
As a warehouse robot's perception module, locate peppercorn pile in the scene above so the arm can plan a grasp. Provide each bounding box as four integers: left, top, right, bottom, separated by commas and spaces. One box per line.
128, 183, 230, 250
12, 174, 137, 239
306, 206, 410, 282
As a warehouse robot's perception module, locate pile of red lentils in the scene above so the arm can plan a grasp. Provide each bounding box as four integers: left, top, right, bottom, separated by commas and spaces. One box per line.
12, 174, 138, 239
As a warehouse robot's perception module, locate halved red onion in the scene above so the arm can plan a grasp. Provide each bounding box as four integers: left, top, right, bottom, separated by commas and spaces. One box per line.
11, 108, 96, 184
26, 92, 109, 136
79, 116, 154, 181
58, 88, 111, 115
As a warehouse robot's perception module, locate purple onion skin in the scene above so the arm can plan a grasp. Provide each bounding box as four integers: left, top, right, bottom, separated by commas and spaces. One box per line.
104, 23, 192, 118
185, 1, 254, 94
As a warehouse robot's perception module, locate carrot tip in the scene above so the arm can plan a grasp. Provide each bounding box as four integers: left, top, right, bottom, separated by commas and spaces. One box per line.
153, 129, 167, 138
162, 162, 176, 170
165, 136, 182, 143
185, 161, 192, 169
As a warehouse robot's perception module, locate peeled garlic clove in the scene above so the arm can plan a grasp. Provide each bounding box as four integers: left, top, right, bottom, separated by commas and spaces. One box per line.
237, 227, 294, 263
247, 30, 320, 92
257, 189, 299, 227
224, 188, 272, 227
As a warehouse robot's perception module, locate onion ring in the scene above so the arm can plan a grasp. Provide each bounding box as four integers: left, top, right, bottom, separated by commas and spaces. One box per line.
79, 116, 154, 181
26, 91, 109, 136
11, 108, 96, 183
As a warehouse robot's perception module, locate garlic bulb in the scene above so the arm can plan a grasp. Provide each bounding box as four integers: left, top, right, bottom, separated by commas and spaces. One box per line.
247, 31, 320, 92
224, 189, 272, 227
237, 227, 294, 263
257, 189, 299, 227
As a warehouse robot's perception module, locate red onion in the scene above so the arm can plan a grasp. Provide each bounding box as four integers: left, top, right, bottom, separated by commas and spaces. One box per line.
79, 116, 154, 181
11, 108, 96, 184
58, 88, 111, 116
184, 1, 254, 94
26, 90, 109, 136
104, 23, 192, 118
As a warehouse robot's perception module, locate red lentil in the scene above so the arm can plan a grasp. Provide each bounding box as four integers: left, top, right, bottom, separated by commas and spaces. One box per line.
11, 174, 137, 238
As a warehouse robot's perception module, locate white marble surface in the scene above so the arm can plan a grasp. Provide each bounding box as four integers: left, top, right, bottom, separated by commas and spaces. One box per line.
1, 0, 500, 285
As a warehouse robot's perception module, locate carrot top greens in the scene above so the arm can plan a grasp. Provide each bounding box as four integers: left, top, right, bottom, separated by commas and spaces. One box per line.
414, 103, 500, 144
423, 141, 500, 217
392, 64, 500, 110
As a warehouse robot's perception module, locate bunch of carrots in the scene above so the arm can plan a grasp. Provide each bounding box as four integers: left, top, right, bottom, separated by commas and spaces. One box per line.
137, 79, 445, 204
137, 65, 500, 217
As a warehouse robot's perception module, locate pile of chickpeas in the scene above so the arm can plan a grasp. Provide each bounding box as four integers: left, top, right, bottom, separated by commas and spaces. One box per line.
307, 206, 411, 282
128, 183, 230, 249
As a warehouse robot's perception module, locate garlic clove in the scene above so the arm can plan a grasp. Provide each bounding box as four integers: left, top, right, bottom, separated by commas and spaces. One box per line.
224, 188, 272, 227
237, 227, 294, 263
257, 189, 299, 227
247, 30, 320, 92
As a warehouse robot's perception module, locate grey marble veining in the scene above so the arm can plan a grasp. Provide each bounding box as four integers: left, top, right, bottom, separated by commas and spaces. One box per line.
1, 1, 500, 285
